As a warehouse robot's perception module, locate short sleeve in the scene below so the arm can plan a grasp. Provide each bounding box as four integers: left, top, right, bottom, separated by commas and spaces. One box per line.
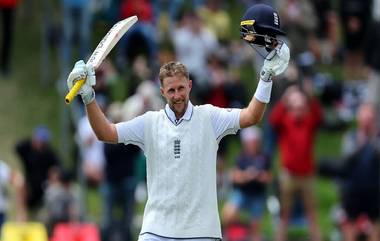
207, 105, 241, 141
115, 113, 147, 151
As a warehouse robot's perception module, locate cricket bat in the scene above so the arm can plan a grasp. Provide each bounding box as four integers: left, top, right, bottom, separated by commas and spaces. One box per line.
65, 15, 138, 104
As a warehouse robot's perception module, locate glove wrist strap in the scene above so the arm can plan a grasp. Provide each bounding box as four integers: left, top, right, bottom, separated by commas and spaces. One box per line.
81, 89, 95, 105
254, 80, 272, 103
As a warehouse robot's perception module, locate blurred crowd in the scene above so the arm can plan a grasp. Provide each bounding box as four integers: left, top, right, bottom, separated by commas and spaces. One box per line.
1, 0, 380, 241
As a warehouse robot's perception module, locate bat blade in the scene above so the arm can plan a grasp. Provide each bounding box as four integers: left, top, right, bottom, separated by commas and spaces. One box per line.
87, 15, 138, 69
65, 15, 138, 104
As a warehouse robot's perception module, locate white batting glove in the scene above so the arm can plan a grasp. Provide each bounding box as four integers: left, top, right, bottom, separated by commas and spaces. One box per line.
67, 60, 96, 105
262, 42, 290, 78
254, 42, 290, 103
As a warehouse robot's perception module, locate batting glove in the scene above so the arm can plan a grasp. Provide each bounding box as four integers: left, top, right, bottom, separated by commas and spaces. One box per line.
254, 42, 290, 103
262, 42, 290, 77
67, 60, 96, 105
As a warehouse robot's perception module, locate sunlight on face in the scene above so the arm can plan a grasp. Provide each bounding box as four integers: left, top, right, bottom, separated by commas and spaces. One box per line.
160, 75, 192, 119
243, 34, 256, 42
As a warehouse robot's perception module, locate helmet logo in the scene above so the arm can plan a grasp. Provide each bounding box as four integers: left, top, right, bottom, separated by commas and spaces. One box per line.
240, 20, 255, 26
273, 12, 279, 26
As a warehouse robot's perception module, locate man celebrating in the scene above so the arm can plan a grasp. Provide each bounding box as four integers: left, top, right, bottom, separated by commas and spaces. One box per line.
67, 4, 289, 241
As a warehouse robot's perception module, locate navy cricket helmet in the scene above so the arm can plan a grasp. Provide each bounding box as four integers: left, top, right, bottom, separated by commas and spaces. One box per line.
240, 4, 285, 51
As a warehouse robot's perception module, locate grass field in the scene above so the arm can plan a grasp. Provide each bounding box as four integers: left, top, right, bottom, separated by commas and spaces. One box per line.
0, 2, 345, 241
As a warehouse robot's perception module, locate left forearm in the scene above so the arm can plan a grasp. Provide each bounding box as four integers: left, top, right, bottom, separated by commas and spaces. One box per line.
240, 79, 272, 128
238, 41, 289, 128
240, 96, 266, 128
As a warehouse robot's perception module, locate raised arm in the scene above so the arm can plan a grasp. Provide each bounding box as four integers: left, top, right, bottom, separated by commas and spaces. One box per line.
86, 101, 118, 143
240, 95, 267, 128
67, 60, 118, 143
240, 43, 290, 128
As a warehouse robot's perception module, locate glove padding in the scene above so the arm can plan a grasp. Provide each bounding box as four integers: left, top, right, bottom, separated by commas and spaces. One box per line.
260, 42, 290, 82
67, 60, 96, 105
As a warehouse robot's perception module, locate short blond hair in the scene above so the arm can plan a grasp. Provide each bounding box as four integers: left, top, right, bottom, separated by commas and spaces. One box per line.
158, 61, 189, 85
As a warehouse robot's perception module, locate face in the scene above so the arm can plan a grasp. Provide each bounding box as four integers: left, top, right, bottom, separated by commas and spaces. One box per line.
287, 90, 308, 119
243, 138, 261, 155
31, 137, 45, 151
357, 104, 376, 131
160, 75, 192, 118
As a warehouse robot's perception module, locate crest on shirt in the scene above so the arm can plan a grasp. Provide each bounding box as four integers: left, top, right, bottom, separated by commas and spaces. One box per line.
174, 139, 181, 159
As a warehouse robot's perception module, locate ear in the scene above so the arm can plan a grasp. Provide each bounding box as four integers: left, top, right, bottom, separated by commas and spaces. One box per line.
188, 79, 193, 90
160, 87, 164, 97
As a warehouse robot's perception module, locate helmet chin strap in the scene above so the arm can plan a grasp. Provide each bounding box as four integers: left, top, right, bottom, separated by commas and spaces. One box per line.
245, 37, 282, 60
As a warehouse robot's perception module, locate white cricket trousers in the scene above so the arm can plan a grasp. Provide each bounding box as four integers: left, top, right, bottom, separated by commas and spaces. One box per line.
138, 233, 219, 241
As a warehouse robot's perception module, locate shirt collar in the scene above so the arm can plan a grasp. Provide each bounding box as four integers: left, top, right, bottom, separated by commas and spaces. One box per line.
165, 101, 193, 125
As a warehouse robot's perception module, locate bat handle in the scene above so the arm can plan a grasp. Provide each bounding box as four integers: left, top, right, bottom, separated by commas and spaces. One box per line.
65, 78, 86, 104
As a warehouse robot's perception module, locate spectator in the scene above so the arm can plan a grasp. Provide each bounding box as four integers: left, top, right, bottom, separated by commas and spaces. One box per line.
203, 54, 230, 107
339, 103, 380, 241
0, 0, 18, 77
309, 0, 338, 64
121, 80, 164, 121
224, 68, 248, 109
100, 103, 142, 241
339, 0, 371, 80
202, 55, 246, 183
60, 0, 92, 76
239, 0, 273, 8
261, 61, 299, 160
118, 0, 157, 70
152, 0, 206, 39
170, 10, 218, 88
100, 143, 142, 241
125, 55, 152, 98
0, 160, 26, 228
202, 55, 237, 193
270, 85, 322, 241
222, 127, 272, 241
76, 99, 106, 186
101, 145, 141, 241
277, 0, 317, 57
43, 167, 80, 236
364, 2, 380, 113
197, 0, 231, 43
15, 126, 61, 216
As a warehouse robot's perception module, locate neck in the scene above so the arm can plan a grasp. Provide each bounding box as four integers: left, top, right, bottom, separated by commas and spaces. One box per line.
173, 102, 188, 120
175, 113, 184, 120
359, 126, 377, 138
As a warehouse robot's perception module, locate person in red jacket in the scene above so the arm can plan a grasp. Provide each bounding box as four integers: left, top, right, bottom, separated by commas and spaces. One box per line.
0, 0, 18, 77
270, 85, 322, 241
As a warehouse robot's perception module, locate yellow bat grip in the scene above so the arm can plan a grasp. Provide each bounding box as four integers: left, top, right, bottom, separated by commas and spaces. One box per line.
65, 78, 86, 104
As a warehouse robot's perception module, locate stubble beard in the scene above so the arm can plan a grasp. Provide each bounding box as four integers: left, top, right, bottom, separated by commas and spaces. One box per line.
170, 99, 188, 119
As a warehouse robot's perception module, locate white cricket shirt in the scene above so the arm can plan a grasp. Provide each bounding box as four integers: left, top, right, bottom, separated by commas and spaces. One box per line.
116, 102, 241, 239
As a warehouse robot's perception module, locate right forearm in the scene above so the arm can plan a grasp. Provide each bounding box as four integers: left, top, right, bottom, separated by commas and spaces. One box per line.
86, 101, 118, 143
66, 60, 117, 143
